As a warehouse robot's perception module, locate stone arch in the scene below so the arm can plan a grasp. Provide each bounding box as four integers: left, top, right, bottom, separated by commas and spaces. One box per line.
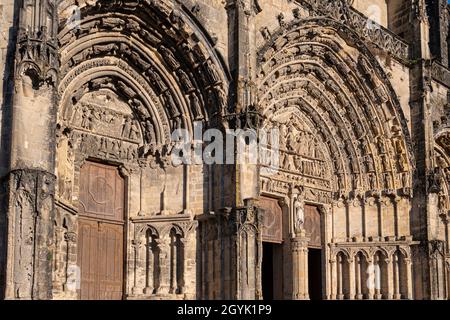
257, 18, 413, 199
146, 225, 160, 239
57, 0, 230, 134
170, 224, 185, 238
144, 225, 161, 295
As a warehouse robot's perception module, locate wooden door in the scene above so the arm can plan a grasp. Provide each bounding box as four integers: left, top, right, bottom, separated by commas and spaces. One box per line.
77, 161, 125, 300
304, 204, 322, 248
258, 197, 283, 243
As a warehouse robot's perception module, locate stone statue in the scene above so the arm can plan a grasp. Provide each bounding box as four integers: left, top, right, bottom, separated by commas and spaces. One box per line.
293, 197, 304, 233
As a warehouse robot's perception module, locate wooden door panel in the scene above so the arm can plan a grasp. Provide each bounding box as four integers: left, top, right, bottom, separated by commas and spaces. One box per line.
98, 223, 123, 300
78, 219, 124, 300
258, 197, 283, 243
78, 219, 98, 300
304, 205, 322, 248
79, 161, 124, 222
78, 161, 124, 300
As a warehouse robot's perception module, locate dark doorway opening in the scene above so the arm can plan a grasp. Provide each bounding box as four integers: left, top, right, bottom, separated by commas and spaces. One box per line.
262, 242, 283, 300
308, 248, 323, 300
262, 242, 274, 300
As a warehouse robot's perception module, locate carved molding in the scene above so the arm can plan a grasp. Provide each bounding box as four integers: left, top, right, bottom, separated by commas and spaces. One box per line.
296, 0, 409, 61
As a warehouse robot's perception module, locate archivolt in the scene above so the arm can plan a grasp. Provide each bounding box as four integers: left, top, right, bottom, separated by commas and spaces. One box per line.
57, 0, 229, 147
257, 18, 413, 197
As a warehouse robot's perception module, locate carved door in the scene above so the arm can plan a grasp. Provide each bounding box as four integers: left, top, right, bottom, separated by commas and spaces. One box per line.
304, 204, 322, 248
77, 161, 125, 300
258, 196, 283, 243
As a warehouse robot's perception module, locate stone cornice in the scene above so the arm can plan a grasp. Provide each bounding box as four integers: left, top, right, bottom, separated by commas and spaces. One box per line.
431, 61, 450, 88
297, 0, 410, 61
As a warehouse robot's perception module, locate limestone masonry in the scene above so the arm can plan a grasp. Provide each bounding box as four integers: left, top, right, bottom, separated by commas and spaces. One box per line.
0, 0, 449, 300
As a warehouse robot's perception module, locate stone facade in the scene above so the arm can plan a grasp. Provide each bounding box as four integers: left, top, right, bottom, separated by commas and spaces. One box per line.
0, 0, 449, 300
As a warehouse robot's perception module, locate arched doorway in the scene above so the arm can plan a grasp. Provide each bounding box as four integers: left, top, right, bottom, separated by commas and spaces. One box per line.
77, 161, 125, 300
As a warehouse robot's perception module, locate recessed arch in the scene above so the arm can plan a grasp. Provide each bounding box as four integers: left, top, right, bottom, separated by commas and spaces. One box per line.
257, 17, 414, 198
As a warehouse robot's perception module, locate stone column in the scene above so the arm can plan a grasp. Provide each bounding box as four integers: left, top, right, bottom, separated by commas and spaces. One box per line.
385, 257, 394, 300
355, 255, 363, 300
62, 232, 78, 299
405, 258, 413, 300
329, 258, 337, 300
178, 238, 187, 295
348, 257, 355, 300
3, 0, 58, 300
336, 254, 344, 300
144, 240, 154, 295
52, 225, 65, 294
393, 253, 401, 299
213, 202, 262, 300
169, 235, 177, 294
131, 239, 144, 295
291, 230, 310, 300
374, 256, 382, 300
367, 259, 375, 300
157, 239, 170, 295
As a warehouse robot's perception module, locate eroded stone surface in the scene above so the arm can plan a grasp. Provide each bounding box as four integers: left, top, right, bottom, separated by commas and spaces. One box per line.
0, 0, 449, 300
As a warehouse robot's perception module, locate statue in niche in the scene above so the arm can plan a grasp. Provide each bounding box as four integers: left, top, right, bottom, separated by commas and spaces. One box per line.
144, 119, 155, 143
380, 154, 390, 172
205, 59, 221, 84
163, 91, 181, 119
401, 172, 410, 189
121, 117, 132, 138
159, 46, 180, 70
189, 93, 203, 120
337, 174, 345, 190
293, 196, 304, 233
177, 69, 194, 92
377, 136, 387, 154
99, 137, 108, 155
127, 146, 137, 161
260, 27, 271, 41
80, 107, 94, 130
398, 153, 408, 172
129, 98, 149, 120
129, 120, 140, 140
147, 68, 168, 93
286, 126, 296, 152
369, 173, 376, 190
365, 155, 375, 172
384, 173, 393, 189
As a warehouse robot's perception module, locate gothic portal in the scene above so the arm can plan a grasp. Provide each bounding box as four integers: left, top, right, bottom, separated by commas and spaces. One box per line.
0, 0, 450, 300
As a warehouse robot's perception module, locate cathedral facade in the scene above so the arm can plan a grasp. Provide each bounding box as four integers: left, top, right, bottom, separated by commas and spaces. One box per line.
0, 0, 449, 300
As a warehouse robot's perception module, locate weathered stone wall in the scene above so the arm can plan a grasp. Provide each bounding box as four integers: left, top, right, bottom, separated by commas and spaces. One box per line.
0, 0, 15, 176
0, 0, 449, 300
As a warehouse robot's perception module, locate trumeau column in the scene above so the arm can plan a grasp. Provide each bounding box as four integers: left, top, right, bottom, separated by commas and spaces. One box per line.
291, 230, 309, 300
4, 0, 58, 300
216, 201, 262, 300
